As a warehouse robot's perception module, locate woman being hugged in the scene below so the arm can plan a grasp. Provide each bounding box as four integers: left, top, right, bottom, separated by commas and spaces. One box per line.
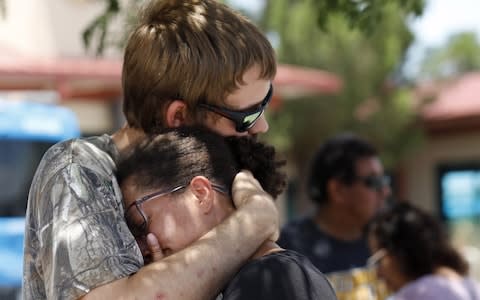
116, 126, 338, 300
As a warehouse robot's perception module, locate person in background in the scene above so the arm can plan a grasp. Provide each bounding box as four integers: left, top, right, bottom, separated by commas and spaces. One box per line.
279, 133, 391, 299
117, 126, 338, 300
367, 201, 480, 300
23, 0, 280, 299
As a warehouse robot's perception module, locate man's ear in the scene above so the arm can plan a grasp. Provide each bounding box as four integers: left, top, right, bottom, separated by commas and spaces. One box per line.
189, 176, 214, 214
327, 179, 346, 205
165, 100, 188, 128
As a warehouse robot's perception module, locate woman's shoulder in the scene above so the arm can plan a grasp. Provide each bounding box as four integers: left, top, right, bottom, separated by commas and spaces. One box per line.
395, 274, 479, 300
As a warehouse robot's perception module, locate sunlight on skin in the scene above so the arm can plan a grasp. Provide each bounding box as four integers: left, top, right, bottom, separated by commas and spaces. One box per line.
139, 170, 277, 264
231, 170, 279, 241
231, 170, 266, 206
119, 169, 280, 300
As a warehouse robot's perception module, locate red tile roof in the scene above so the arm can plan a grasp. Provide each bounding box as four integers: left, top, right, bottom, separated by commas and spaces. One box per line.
275, 64, 342, 95
420, 72, 480, 134
0, 55, 121, 79
0, 55, 342, 100
422, 72, 480, 121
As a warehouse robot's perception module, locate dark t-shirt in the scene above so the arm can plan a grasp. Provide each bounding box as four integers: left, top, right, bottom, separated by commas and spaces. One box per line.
278, 217, 370, 274
278, 217, 390, 300
220, 249, 337, 300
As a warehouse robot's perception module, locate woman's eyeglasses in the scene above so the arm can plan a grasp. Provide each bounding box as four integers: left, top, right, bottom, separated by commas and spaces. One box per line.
124, 184, 228, 237
199, 84, 273, 132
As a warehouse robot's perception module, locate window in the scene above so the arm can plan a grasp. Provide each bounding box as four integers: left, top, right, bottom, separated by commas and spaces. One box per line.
438, 164, 480, 220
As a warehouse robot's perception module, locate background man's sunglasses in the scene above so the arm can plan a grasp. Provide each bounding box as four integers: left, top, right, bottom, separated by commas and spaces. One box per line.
354, 175, 390, 192
199, 84, 273, 132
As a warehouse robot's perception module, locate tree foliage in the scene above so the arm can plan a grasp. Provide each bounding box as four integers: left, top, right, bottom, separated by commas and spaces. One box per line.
313, 0, 424, 33
418, 32, 480, 80
83, 0, 424, 55
261, 0, 425, 187
0, 0, 5, 18
82, 0, 142, 55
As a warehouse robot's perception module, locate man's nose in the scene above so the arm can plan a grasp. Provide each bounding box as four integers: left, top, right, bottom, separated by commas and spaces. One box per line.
247, 114, 269, 135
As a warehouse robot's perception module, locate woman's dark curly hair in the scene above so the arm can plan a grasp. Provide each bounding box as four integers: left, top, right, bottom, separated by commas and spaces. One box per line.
116, 126, 287, 199
367, 202, 468, 280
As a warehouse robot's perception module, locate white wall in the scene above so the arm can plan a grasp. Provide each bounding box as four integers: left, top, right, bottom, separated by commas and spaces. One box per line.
0, 0, 118, 57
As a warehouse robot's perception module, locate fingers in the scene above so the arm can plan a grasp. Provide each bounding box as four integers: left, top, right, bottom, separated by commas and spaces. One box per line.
146, 233, 164, 262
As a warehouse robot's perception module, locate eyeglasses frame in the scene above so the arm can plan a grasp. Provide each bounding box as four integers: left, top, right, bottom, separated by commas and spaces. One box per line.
124, 183, 228, 237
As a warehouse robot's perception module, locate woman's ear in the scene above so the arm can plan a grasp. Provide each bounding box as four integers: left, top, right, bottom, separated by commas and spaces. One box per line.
189, 176, 214, 214
165, 100, 188, 128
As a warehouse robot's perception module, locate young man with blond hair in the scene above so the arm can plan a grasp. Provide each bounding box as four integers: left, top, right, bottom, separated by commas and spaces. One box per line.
23, 1, 279, 299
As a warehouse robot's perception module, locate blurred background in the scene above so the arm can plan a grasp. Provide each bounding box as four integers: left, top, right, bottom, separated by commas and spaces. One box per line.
1, 0, 480, 298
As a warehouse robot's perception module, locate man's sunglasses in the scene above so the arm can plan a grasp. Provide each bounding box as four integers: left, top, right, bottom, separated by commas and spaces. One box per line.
354, 175, 390, 192
199, 84, 273, 132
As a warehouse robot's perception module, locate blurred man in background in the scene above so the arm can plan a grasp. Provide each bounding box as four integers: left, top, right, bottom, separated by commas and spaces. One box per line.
279, 133, 391, 299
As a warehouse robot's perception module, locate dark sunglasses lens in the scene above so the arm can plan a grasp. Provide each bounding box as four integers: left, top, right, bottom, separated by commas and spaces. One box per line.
236, 86, 272, 132
236, 111, 263, 132
244, 111, 262, 124
365, 176, 390, 190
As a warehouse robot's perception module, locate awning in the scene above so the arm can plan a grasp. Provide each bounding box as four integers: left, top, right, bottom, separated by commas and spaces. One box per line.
418, 72, 480, 134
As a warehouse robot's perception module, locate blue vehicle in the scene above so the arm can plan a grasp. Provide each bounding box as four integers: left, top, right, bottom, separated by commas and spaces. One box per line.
0, 98, 80, 299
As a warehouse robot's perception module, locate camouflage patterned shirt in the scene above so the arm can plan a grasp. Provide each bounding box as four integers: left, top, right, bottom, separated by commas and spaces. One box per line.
23, 134, 143, 300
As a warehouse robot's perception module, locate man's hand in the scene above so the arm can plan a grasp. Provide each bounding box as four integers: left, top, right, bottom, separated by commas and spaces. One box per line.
232, 170, 279, 241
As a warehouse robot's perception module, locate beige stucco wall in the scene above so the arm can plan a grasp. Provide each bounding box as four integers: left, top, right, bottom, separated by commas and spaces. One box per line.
404, 131, 480, 280
62, 100, 116, 134
404, 131, 480, 213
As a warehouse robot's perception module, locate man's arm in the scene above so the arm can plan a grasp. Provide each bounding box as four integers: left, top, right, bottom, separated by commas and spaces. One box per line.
81, 171, 279, 300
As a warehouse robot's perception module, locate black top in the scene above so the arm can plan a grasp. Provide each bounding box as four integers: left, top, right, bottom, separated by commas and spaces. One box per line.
278, 217, 370, 274
220, 249, 337, 300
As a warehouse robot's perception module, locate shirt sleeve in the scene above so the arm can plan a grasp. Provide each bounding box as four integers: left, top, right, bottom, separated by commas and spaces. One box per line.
27, 162, 143, 300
